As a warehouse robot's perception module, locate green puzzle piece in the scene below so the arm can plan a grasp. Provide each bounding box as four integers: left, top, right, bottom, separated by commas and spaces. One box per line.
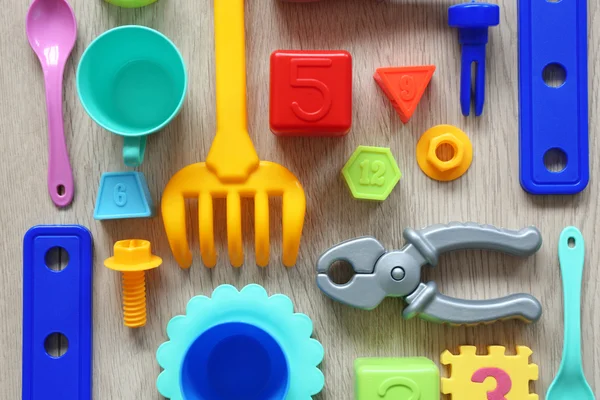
342, 146, 402, 201
355, 358, 439, 400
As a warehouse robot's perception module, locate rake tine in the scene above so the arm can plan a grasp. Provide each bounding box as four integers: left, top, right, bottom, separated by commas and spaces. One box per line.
199, 192, 216, 267
227, 192, 243, 267
282, 187, 306, 267
162, 191, 193, 269
255, 191, 270, 267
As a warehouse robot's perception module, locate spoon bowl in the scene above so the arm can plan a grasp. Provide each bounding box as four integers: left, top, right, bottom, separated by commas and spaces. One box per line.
26, 0, 77, 207
26, 0, 77, 60
547, 373, 593, 400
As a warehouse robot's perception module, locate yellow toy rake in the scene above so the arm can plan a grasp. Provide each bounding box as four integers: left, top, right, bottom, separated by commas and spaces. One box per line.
161, 0, 306, 268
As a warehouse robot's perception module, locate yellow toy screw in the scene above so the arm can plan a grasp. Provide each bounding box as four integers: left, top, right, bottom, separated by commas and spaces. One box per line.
104, 240, 162, 328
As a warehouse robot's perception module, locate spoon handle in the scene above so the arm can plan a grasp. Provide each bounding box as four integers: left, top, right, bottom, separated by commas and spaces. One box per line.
43, 65, 74, 207
557, 226, 585, 370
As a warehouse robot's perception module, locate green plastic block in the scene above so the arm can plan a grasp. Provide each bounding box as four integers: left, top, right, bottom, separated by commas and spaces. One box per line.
342, 146, 401, 201
105, 0, 158, 8
355, 357, 439, 400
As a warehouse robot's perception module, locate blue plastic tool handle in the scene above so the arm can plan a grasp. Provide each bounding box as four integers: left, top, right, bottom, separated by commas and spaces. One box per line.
23, 225, 93, 400
518, 0, 588, 194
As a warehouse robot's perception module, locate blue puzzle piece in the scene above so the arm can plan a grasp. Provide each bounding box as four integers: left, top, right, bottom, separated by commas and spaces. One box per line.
94, 172, 154, 220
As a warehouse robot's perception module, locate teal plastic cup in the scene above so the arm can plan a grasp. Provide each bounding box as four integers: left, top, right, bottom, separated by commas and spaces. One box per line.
77, 26, 187, 167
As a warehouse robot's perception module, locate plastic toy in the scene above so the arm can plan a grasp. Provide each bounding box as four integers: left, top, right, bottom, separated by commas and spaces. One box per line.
77, 26, 187, 167
106, 0, 157, 7
374, 65, 435, 124
355, 358, 439, 400
23, 225, 92, 400
317, 223, 543, 324
448, 2, 499, 116
94, 172, 154, 220
104, 240, 162, 328
416, 124, 472, 181
270, 50, 352, 136
26, 0, 76, 207
518, 0, 588, 194
156, 284, 324, 399
161, 0, 305, 269
547, 227, 594, 400
342, 146, 401, 201
441, 346, 538, 400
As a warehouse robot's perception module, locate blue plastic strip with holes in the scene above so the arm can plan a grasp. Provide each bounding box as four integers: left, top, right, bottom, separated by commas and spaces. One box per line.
22, 225, 93, 400
518, 0, 588, 194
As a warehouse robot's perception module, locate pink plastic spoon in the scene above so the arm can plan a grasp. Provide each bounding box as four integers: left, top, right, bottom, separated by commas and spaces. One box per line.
26, 0, 76, 207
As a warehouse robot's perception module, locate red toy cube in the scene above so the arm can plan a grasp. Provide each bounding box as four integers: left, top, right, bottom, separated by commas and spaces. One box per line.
270, 50, 352, 137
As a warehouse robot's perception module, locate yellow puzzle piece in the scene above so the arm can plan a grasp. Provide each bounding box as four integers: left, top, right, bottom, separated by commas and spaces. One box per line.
441, 346, 538, 400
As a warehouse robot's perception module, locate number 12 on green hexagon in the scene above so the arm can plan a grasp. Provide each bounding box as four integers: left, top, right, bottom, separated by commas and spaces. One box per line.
359, 159, 386, 186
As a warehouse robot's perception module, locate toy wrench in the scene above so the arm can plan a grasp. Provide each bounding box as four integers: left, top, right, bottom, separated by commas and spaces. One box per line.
316, 223, 543, 325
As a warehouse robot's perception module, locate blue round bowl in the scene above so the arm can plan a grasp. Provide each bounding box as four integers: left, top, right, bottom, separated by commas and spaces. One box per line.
180, 322, 290, 400
156, 284, 325, 400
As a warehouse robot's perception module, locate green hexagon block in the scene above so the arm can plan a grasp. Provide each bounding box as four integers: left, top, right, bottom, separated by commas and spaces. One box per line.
342, 146, 402, 201
355, 358, 439, 400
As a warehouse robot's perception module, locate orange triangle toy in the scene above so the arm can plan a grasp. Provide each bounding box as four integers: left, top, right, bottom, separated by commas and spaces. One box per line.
374, 65, 436, 124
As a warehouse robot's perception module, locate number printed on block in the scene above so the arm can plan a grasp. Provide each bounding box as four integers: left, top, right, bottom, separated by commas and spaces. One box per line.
113, 183, 128, 207
342, 146, 402, 201
441, 346, 539, 400
270, 50, 352, 137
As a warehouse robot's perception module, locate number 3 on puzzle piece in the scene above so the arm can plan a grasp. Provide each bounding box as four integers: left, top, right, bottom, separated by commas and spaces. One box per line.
472, 368, 512, 400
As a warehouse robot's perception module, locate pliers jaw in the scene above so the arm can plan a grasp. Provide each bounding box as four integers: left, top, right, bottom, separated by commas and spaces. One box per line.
316, 237, 388, 310
316, 236, 386, 275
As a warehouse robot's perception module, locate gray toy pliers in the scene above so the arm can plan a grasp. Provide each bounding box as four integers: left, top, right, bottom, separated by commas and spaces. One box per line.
316, 223, 543, 325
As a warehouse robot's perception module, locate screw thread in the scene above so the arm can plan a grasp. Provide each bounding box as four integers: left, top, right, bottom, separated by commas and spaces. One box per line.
122, 271, 147, 328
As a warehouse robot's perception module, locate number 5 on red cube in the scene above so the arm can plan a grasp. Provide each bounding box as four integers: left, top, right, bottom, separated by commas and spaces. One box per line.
270, 50, 352, 137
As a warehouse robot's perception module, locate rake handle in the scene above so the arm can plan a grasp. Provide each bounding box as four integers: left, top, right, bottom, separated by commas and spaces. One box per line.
215, 0, 246, 132
207, 0, 259, 181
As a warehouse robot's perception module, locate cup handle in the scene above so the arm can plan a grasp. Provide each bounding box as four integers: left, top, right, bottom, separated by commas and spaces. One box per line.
123, 136, 147, 167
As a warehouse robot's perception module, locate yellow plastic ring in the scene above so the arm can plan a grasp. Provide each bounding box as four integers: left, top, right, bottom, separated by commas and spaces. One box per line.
416, 125, 472, 181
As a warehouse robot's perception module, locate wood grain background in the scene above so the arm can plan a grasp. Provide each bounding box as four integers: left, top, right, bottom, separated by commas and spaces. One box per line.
2, 0, 598, 398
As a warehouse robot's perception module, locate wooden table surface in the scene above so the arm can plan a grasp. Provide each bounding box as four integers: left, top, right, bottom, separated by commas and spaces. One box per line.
2, 0, 598, 398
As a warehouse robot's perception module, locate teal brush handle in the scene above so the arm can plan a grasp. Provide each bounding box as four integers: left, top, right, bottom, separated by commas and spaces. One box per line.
557, 226, 585, 371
